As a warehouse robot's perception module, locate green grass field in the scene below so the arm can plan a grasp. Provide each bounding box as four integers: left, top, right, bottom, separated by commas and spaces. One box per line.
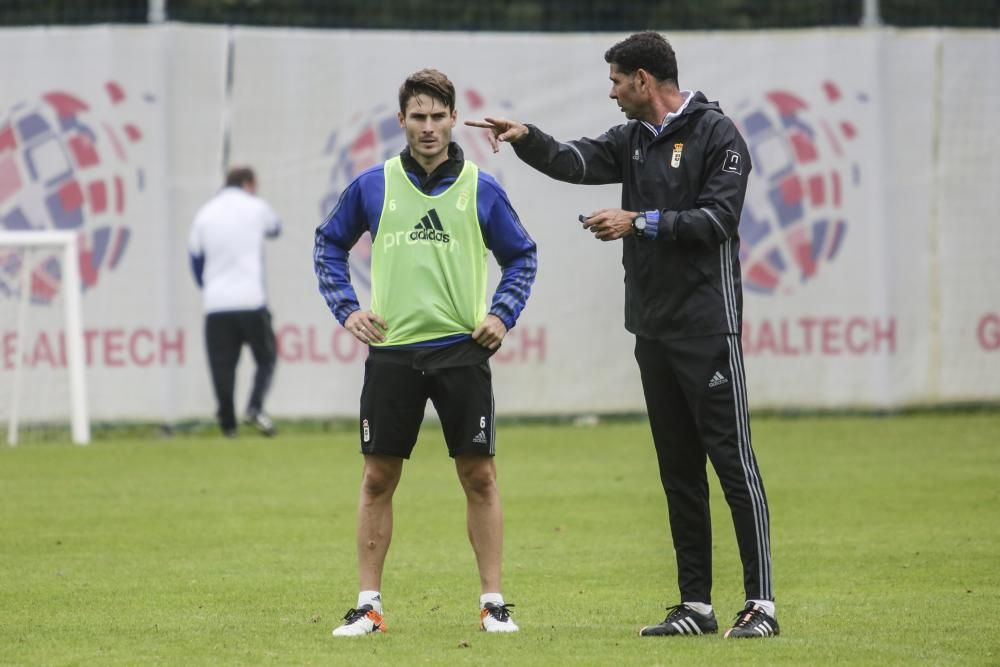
2, 412, 999, 666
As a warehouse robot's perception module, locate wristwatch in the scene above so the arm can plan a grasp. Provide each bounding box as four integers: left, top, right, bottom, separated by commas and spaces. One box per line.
633, 213, 647, 238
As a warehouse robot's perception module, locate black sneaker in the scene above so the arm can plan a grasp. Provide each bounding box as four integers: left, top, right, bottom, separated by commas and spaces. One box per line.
244, 411, 276, 437
639, 604, 718, 636
724, 602, 779, 638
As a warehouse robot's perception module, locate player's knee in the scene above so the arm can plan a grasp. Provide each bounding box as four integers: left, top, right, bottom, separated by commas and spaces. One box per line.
460, 466, 497, 498
361, 466, 399, 498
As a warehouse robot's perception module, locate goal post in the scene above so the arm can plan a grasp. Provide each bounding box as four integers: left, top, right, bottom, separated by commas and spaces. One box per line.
0, 230, 90, 446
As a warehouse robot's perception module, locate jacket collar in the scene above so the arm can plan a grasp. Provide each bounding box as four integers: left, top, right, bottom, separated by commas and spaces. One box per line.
400, 142, 465, 193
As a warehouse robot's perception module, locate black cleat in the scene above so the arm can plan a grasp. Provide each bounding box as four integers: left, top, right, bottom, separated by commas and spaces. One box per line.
724, 602, 779, 638
639, 604, 718, 636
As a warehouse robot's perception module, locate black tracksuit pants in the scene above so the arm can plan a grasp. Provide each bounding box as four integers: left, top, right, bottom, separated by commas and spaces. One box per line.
205, 308, 276, 432
634, 333, 773, 604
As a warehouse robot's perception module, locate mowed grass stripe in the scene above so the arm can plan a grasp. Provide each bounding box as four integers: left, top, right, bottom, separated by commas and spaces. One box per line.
2, 412, 998, 665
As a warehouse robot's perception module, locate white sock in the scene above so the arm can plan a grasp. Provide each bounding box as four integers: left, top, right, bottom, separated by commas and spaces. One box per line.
480, 592, 504, 609
683, 601, 713, 616
358, 590, 382, 613
748, 599, 775, 618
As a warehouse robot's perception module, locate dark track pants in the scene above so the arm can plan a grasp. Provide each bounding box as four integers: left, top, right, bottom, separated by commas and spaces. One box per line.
205, 308, 276, 432
634, 334, 773, 603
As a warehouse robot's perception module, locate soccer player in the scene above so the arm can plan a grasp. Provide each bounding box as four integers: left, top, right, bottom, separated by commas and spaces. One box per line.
466, 32, 778, 638
314, 68, 536, 636
188, 166, 281, 438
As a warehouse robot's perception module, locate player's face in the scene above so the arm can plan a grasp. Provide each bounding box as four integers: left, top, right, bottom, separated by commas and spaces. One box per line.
399, 94, 457, 168
609, 64, 642, 120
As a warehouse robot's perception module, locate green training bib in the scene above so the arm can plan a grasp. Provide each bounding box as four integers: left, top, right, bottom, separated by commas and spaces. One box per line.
369, 156, 487, 346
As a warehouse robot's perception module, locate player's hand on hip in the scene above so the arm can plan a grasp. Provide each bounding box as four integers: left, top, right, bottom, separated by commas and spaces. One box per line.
463, 117, 529, 153
580, 208, 636, 242
345, 310, 387, 344
472, 314, 507, 350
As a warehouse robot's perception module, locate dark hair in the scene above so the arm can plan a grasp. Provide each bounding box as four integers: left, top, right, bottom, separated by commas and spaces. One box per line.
398, 68, 456, 114
604, 31, 678, 86
225, 166, 256, 188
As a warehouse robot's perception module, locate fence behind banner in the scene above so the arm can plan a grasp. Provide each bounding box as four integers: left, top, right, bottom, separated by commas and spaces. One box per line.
3, 1, 998, 30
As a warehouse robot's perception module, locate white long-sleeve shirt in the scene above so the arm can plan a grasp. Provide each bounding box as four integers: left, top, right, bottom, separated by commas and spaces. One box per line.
188, 186, 281, 313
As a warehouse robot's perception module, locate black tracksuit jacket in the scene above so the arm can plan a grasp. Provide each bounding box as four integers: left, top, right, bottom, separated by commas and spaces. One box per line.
512, 92, 752, 341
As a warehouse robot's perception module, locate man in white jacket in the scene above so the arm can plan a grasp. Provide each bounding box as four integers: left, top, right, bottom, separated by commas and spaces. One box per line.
188, 166, 281, 437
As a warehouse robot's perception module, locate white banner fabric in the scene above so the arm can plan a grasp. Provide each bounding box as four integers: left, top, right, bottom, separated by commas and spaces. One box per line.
1, 26, 997, 421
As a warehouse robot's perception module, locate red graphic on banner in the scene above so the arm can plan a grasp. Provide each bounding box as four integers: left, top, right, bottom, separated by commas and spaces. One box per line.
978, 313, 1000, 351
0, 82, 153, 305
742, 316, 896, 356
275, 324, 547, 365
2, 327, 185, 369
736, 81, 867, 296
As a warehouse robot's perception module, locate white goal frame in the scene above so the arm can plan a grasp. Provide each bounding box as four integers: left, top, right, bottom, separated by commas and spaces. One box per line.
0, 230, 90, 445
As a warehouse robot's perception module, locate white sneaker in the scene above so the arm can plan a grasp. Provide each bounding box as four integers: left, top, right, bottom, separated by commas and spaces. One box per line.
331, 604, 385, 636
244, 411, 276, 437
480, 602, 519, 633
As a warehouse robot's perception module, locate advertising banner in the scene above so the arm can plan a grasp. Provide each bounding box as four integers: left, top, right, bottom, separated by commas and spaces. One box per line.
1, 26, 997, 421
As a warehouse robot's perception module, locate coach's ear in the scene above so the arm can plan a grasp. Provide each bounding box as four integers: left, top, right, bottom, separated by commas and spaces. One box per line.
635, 68, 654, 94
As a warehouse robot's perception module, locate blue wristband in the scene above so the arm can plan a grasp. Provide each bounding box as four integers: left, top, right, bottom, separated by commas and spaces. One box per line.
643, 210, 660, 240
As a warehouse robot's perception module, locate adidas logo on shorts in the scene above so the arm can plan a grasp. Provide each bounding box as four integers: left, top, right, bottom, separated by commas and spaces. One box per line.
472, 430, 488, 444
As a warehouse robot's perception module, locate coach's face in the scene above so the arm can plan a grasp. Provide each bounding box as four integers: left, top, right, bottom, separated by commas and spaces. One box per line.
399, 94, 456, 169
609, 63, 645, 120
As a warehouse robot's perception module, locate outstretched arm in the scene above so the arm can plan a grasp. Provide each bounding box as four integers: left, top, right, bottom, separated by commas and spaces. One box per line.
466, 117, 624, 186
464, 117, 530, 152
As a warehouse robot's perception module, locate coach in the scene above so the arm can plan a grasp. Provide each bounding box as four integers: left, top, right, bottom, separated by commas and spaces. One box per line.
467, 31, 778, 638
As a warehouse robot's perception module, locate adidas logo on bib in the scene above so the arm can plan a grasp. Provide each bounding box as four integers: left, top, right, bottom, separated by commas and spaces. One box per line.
410, 208, 450, 243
